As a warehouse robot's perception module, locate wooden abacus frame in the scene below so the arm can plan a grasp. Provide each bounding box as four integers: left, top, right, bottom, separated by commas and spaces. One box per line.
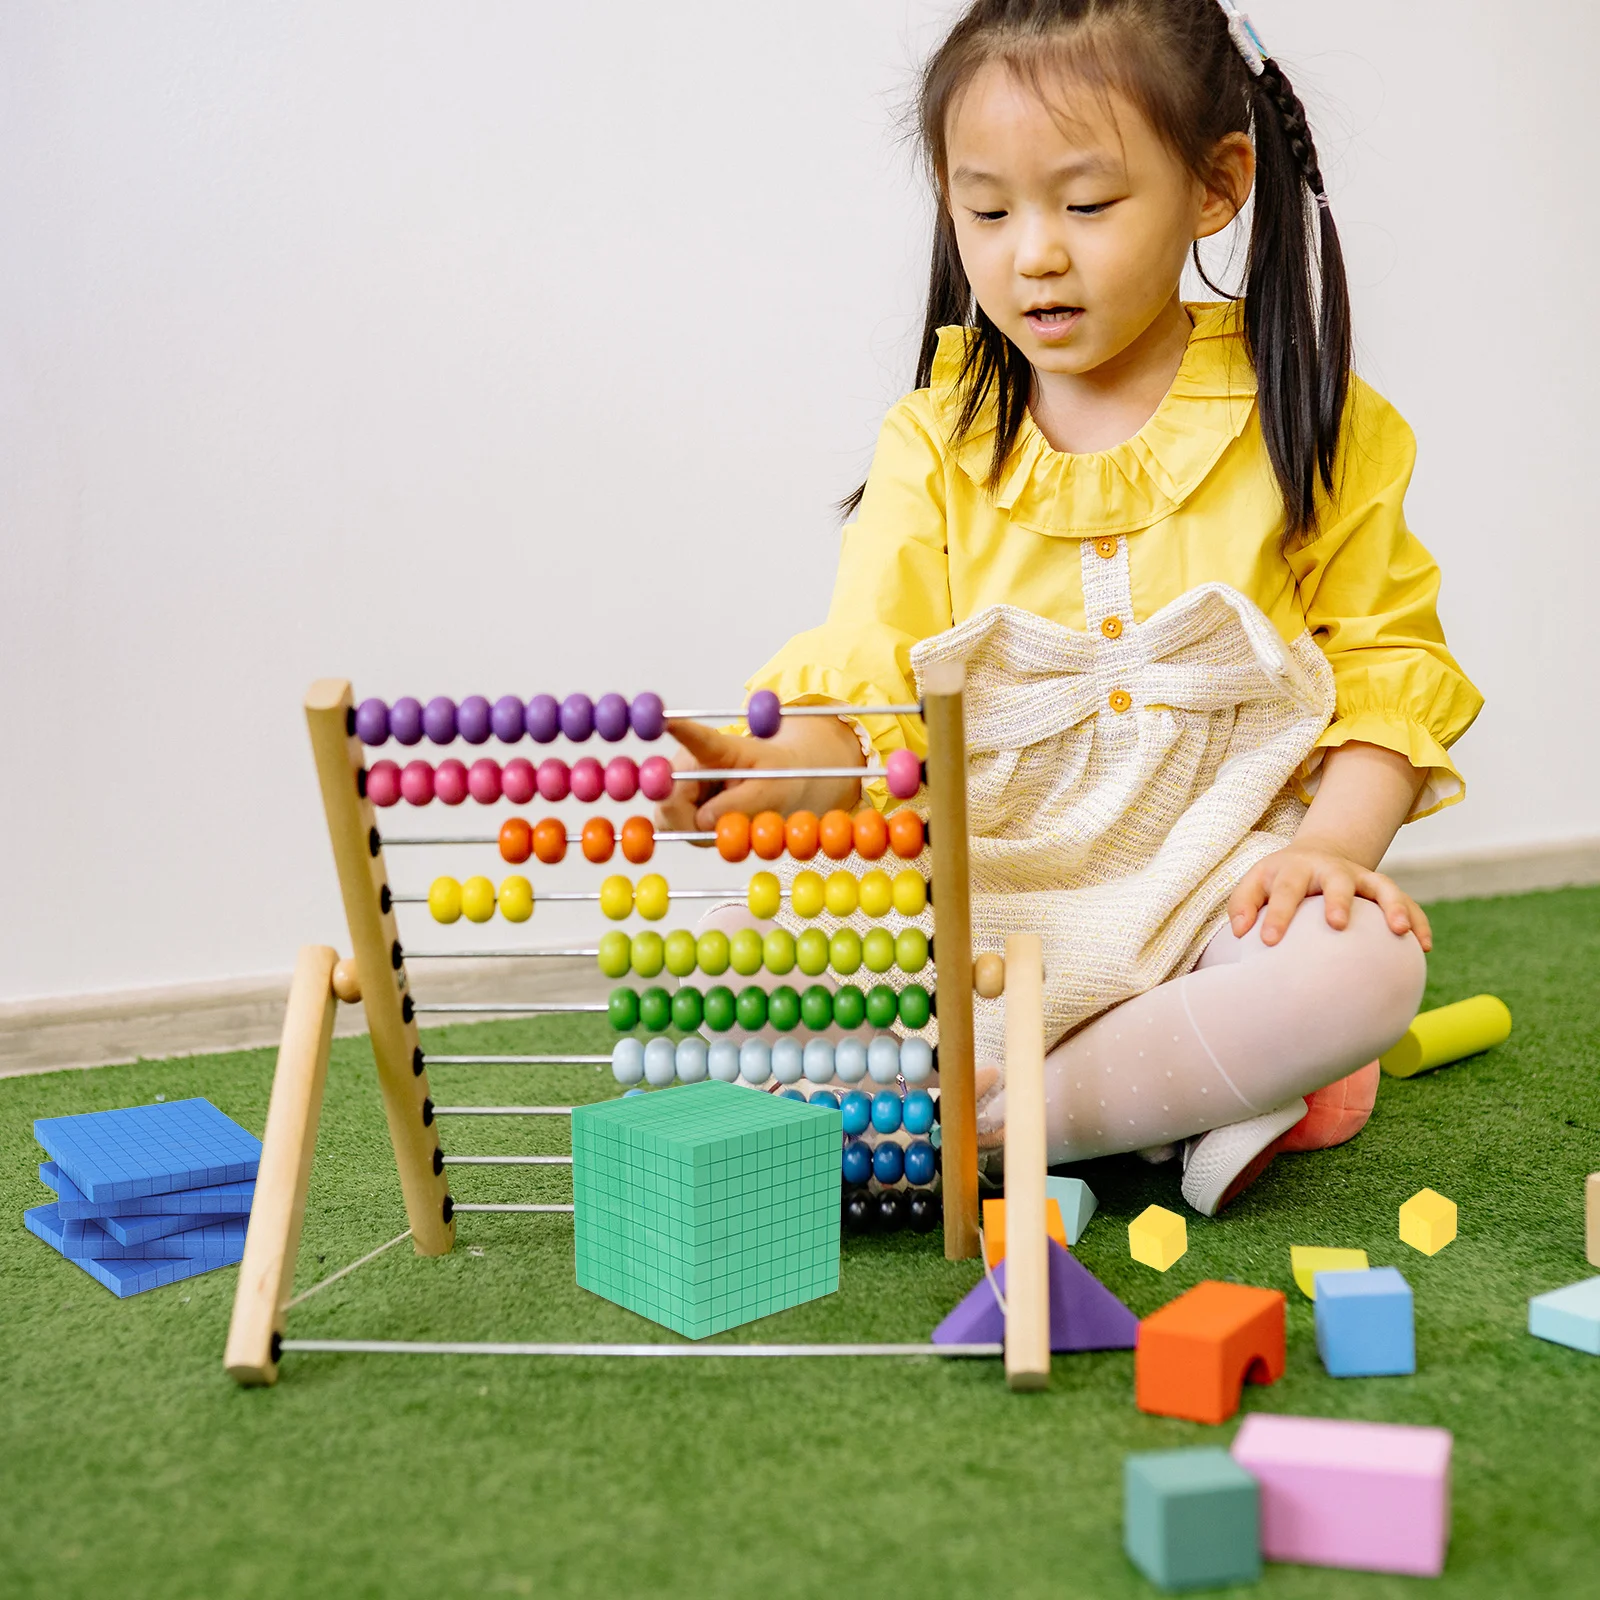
226, 671, 1052, 1389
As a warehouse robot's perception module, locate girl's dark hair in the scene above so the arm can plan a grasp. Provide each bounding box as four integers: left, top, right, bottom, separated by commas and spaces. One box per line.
842, 0, 1350, 538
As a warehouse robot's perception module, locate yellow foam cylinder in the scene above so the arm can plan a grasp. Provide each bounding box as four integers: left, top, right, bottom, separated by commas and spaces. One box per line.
1380, 994, 1511, 1079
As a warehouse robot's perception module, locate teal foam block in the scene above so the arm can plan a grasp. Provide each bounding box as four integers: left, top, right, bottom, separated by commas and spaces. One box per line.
1044, 1175, 1097, 1244
572, 1080, 841, 1340
1315, 1266, 1415, 1376
1124, 1447, 1261, 1591
1528, 1275, 1600, 1354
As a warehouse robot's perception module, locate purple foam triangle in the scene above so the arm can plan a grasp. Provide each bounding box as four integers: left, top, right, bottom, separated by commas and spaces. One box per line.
931, 1238, 1139, 1352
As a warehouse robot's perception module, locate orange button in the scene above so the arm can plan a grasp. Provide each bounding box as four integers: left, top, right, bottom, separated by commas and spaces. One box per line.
1094, 537, 1118, 559
1101, 616, 1124, 640
1108, 689, 1132, 713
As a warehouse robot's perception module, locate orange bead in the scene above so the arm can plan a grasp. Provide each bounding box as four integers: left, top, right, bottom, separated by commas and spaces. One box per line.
498, 817, 533, 865
784, 810, 820, 861
581, 816, 615, 864
750, 810, 787, 861
715, 811, 751, 862
888, 809, 925, 858
819, 809, 855, 860
620, 815, 656, 864
852, 808, 889, 860
532, 817, 567, 865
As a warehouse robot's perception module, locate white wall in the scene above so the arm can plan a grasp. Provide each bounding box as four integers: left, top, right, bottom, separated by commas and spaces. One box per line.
3, 1, 1595, 1002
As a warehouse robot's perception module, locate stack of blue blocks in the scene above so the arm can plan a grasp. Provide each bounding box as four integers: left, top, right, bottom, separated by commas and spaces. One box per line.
24, 1099, 260, 1297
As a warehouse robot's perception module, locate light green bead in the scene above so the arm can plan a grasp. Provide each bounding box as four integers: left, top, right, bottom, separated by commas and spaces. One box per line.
598, 931, 633, 980
796, 928, 831, 977
763, 927, 796, 976
829, 927, 863, 976
730, 927, 765, 977
632, 931, 665, 979
664, 929, 699, 978
861, 927, 897, 974
696, 929, 731, 977
895, 927, 930, 974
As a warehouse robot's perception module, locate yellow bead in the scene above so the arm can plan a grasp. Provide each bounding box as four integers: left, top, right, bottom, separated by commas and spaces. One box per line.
858, 870, 893, 919
461, 875, 497, 924
497, 875, 534, 923
746, 871, 781, 921
599, 875, 635, 921
891, 869, 927, 917
428, 877, 463, 924
790, 870, 825, 919
823, 870, 859, 918
635, 873, 670, 921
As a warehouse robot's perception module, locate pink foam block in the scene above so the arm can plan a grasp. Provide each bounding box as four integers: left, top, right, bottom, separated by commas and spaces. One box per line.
1231, 1413, 1452, 1577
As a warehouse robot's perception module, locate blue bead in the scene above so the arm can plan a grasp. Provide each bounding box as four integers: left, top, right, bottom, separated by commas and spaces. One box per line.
840, 1091, 872, 1137
871, 1091, 903, 1134
903, 1090, 935, 1135
841, 1138, 873, 1187
903, 1139, 936, 1186
871, 1141, 904, 1185
780, 1088, 808, 1102
808, 1090, 840, 1111
623, 1088, 646, 1097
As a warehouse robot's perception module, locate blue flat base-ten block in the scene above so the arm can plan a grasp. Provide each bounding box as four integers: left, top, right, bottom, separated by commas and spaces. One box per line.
1529, 1276, 1600, 1355
1315, 1265, 1415, 1377
40, 1161, 256, 1220
1124, 1447, 1261, 1591
24, 1205, 246, 1296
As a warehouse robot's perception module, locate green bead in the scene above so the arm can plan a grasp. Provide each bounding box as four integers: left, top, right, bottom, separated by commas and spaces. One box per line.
632, 931, 665, 979
703, 985, 736, 1032
895, 927, 929, 974
865, 984, 899, 1029
800, 985, 834, 1031
730, 928, 765, 977
598, 931, 633, 980
832, 984, 865, 1031
763, 927, 796, 976
671, 985, 704, 1032
796, 928, 831, 977
829, 927, 863, 976
664, 929, 699, 978
696, 929, 731, 977
638, 986, 673, 1032
860, 928, 895, 974
768, 985, 800, 1032
897, 983, 931, 1029
735, 985, 769, 1031
606, 986, 639, 1032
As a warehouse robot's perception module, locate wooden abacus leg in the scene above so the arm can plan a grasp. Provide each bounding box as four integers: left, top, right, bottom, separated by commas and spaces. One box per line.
305, 679, 455, 1256
1003, 933, 1049, 1391
923, 660, 979, 1261
225, 944, 339, 1386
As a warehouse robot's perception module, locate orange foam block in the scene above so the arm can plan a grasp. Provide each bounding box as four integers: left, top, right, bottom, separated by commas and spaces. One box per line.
1135, 1280, 1287, 1425
982, 1196, 1067, 1269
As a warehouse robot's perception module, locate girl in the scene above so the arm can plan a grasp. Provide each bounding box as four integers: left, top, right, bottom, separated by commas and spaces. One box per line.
659, 0, 1481, 1215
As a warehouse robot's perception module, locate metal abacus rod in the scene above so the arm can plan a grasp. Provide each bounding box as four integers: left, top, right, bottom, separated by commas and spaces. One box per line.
384, 830, 713, 847
453, 1203, 575, 1214
663, 702, 922, 721
280, 1339, 1002, 1360
432, 1106, 573, 1115
413, 1002, 605, 1015
404, 948, 599, 959
424, 1054, 610, 1065
442, 1155, 572, 1166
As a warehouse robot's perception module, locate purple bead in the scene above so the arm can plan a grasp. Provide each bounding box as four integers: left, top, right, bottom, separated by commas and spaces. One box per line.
525, 694, 560, 744
492, 694, 526, 743
629, 692, 665, 741
746, 690, 782, 739
457, 695, 491, 745
570, 757, 605, 803
390, 697, 423, 747
559, 693, 594, 742
423, 696, 457, 744
594, 693, 631, 742
354, 698, 389, 745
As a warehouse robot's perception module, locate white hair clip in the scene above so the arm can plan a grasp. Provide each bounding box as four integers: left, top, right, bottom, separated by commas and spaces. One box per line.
1215, 0, 1268, 77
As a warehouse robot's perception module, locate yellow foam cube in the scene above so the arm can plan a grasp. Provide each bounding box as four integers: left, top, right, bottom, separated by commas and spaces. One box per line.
1290, 1246, 1370, 1299
1129, 1204, 1188, 1271
1399, 1188, 1458, 1255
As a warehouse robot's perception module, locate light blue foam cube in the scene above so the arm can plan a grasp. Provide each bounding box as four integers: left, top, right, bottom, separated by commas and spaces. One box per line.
1315, 1265, 1415, 1376
1528, 1276, 1600, 1355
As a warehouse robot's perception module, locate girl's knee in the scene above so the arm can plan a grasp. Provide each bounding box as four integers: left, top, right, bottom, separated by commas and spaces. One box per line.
1287, 896, 1426, 1049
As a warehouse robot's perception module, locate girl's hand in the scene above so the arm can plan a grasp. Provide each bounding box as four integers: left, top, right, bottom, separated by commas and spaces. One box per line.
653, 712, 867, 836
1227, 846, 1431, 952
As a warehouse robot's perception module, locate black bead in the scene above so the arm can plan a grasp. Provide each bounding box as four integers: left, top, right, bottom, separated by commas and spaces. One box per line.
907, 1189, 941, 1232
432, 1148, 444, 1176
345, 706, 356, 736
401, 995, 415, 1023
876, 1189, 907, 1231
368, 827, 381, 857
442, 1195, 455, 1223
842, 1189, 874, 1233
928, 989, 937, 1019
379, 885, 392, 914
924, 877, 933, 907
412, 1046, 424, 1076
390, 940, 403, 970
270, 1330, 283, 1363
421, 1097, 434, 1126
356, 768, 367, 798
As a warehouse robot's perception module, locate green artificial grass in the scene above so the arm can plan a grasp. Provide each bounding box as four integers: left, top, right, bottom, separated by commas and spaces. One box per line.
2, 887, 1597, 1599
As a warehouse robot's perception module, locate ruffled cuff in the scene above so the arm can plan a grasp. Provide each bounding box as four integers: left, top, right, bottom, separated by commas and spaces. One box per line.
1295, 711, 1465, 822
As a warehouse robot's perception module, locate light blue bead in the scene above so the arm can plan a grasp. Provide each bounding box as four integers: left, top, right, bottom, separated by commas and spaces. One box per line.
900, 1037, 934, 1084
643, 1037, 678, 1087
834, 1038, 868, 1084
867, 1036, 900, 1084
771, 1038, 805, 1084
802, 1038, 836, 1083
611, 1038, 645, 1085
739, 1039, 772, 1084
674, 1037, 709, 1084
903, 1089, 935, 1135
707, 1040, 741, 1082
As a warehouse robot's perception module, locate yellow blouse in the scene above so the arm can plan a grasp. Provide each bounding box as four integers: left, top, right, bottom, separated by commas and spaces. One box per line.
747, 302, 1481, 821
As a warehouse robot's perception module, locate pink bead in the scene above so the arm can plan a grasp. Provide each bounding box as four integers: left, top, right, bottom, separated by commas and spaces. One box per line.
604, 756, 639, 802
502, 758, 536, 805
639, 755, 674, 803
467, 758, 503, 804
536, 758, 571, 803
570, 756, 605, 803
434, 758, 469, 806
400, 760, 435, 806
886, 748, 922, 799
366, 760, 401, 808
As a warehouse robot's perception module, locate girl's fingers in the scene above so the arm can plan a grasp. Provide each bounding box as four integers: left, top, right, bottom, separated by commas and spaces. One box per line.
694, 777, 793, 830
1260, 861, 1314, 945
1320, 867, 1357, 930
663, 717, 756, 772
1228, 864, 1271, 934
1356, 870, 1424, 942
1409, 899, 1433, 952
652, 779, 712, 834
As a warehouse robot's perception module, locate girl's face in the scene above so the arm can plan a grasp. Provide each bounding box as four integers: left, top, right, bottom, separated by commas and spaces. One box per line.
945, 59, 1248, 381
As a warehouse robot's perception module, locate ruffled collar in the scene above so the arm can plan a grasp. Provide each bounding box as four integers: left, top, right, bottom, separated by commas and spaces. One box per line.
928, 301, 1258, 538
